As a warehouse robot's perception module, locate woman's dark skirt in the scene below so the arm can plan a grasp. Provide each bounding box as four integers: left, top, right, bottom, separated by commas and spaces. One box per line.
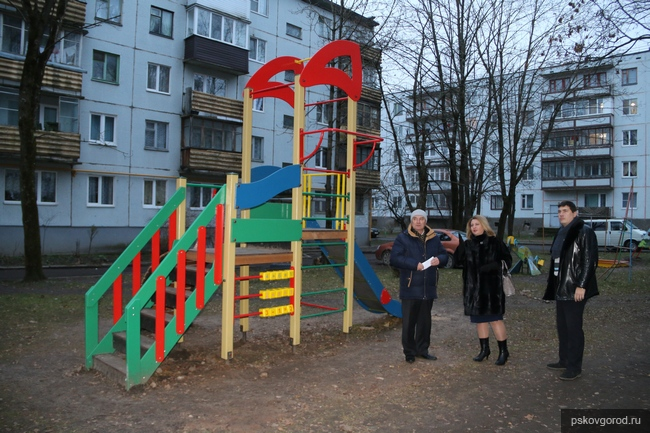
470, 314, 504, 323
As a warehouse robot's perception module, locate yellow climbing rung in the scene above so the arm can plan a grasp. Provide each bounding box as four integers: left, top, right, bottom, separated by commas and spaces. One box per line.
259, 304, 294, 317
259, 269, 295, 281
259, 287, 294, 299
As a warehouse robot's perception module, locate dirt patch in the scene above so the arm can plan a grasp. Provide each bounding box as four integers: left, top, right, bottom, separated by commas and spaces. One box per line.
1, 260, 649, 432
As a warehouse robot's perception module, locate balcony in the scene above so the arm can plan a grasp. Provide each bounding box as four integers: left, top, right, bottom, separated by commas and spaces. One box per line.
542, 144, 612, 160
542, 84, 612, 103
542, 177, 612, 190
0, 125, 80, 164
184, 35, 248, 75
0, 0, 86, 26
1, 58, 83, 95
181, 148, 242, 176
355, 168, 380, 189
183, 89, 244, 121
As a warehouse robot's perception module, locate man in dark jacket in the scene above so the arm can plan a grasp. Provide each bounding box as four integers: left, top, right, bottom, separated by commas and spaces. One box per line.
390, 209, 448, 363
544, 200, 599, 380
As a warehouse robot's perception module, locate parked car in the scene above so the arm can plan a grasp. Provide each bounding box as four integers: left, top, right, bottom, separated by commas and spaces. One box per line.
370, 227, 380, 238
583, 219, 649, 250
374, 228, 466, 268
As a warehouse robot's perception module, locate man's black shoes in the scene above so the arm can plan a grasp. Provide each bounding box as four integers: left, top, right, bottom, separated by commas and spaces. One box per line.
405, 356, 415, 363
418, 353, 437, 360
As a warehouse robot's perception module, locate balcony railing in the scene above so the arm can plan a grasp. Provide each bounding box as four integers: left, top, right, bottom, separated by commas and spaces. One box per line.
541, 177, 613, 190
355, 168, 380, 189
0, 0, 86, 26
183, 89, 244, 120
181, 147, 242, 175
1, 58, 83, 94
0, 125, 80, 163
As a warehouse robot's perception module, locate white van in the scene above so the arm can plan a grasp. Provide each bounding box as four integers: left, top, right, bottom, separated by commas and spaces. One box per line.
584, 219, 649, 250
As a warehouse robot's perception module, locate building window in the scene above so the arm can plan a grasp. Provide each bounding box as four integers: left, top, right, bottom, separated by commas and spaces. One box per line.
252, 136, 264, 162
358, 103, 380, 130
622, 99, 637, 115
144, 179, 166, 208
427, 193, 449, 209
316, 103, 332, 124
192, 7, 247, 48
88, 176, 114, 206
622, 161, 637, 177
583, 72, 607, 88
523, 110, 535, 126
145, 121, 168, 150
253, 98, 264, 112
315, 148, 327, 168
90, 113, 116, 145
549, 77, 569, 93
52, 31, 81, 66
522, 166, 535, 180
96, 0, 122, 24
1, 13, 27, 55
392, 102, 404, 116
92, 50, 119, 84
623, 130, 637, 146
622, 192, 637, 209
0, 87, 19, 126
57, 97, 79, 133
147, 63, 170, 93
521, 194, 534, 210
584, 193, 606, 207
189, 185, 214, 209
283, 115, 294, 128
187, 118, 241, 151
4, 169, 56, 203
249, 37, 266, 62
490, 195, 503, 210
286, 23, 302, 39
429, 167, 450, 181
193, 74, 226, 97
251, 0, 268, 16
317, 15, 332, 39
150, 6, 173, 37
621, 68, 637, 85
312, 197, 326, 214
284, 70, 295, 82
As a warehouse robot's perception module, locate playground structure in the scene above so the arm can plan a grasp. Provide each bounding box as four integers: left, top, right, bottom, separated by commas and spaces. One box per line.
84, 41, 400, 389
506, 236, 544, 276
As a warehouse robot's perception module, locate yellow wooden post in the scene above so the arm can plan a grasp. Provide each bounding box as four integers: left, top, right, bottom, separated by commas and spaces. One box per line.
343, 97, 357, 333
175, 177, 186, 240
220, 173, 238, 360
290, 70, 305, 346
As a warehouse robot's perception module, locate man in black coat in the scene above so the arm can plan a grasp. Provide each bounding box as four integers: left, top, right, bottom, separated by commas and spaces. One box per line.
544, 200, 599, 381
390, 209, 448, 363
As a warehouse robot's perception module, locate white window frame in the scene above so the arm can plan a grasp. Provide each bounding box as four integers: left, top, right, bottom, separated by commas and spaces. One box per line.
622, 161, 637, 178
253, 98, 264, 112
316, 103, 332, 125
249, 37, 266, 62
193, 73, 226, 97
622, 99, 638, 115
95, 0, 122, 24
143, 179, 166, 208
491, 195, 503, 210
252, 136, 264, 162
283, 115, 294, 129
189, 185, 214, 210
191, 7, 248, 49
147, 63, 170, 94
1, 12, 28, 56
521, 194, 534, 210
315, 148, 327, 168
88, 175, 114, 207
623, 130, 637, 146
317, 15, 332, 39
3, 169, 56, 204
90, 113, 116, 146
622, 192, 637, 210
251, 0, 268, 16
0, 86, 19, 126
145, 120, 168, 150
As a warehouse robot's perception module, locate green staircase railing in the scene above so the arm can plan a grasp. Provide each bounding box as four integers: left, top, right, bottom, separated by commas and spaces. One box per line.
85, 185, 226, 389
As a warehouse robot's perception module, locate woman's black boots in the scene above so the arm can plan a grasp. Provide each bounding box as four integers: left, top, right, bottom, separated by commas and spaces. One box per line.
473, 338, 491, 362
495, 339, 509, 365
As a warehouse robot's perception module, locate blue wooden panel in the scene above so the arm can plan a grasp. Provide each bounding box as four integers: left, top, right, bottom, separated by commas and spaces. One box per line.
237, 164, 301, 210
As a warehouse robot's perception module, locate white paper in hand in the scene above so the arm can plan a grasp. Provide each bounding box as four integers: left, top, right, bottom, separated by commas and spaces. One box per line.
422, 256, 436, 269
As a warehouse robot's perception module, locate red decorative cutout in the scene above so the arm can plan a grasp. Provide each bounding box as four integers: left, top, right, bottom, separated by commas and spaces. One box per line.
244, 56, 303, 107
300, 40, 362, 101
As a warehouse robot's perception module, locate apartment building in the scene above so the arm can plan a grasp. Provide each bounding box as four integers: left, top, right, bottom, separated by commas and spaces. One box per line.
377, 49, 650, 233
0, 0, 382, 255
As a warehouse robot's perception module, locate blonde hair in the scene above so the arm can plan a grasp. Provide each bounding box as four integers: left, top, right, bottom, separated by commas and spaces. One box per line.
465, 215, 495, 238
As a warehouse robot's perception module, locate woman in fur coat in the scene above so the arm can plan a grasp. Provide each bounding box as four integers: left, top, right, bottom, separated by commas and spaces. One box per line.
455, 215, 512, 365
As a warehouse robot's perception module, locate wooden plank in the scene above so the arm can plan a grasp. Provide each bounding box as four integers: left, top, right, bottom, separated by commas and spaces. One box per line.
186, 247, 293, 266
302, 229, 348, 240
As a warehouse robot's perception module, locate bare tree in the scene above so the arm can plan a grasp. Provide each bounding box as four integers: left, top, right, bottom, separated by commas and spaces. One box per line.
14, 0, 70, 281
